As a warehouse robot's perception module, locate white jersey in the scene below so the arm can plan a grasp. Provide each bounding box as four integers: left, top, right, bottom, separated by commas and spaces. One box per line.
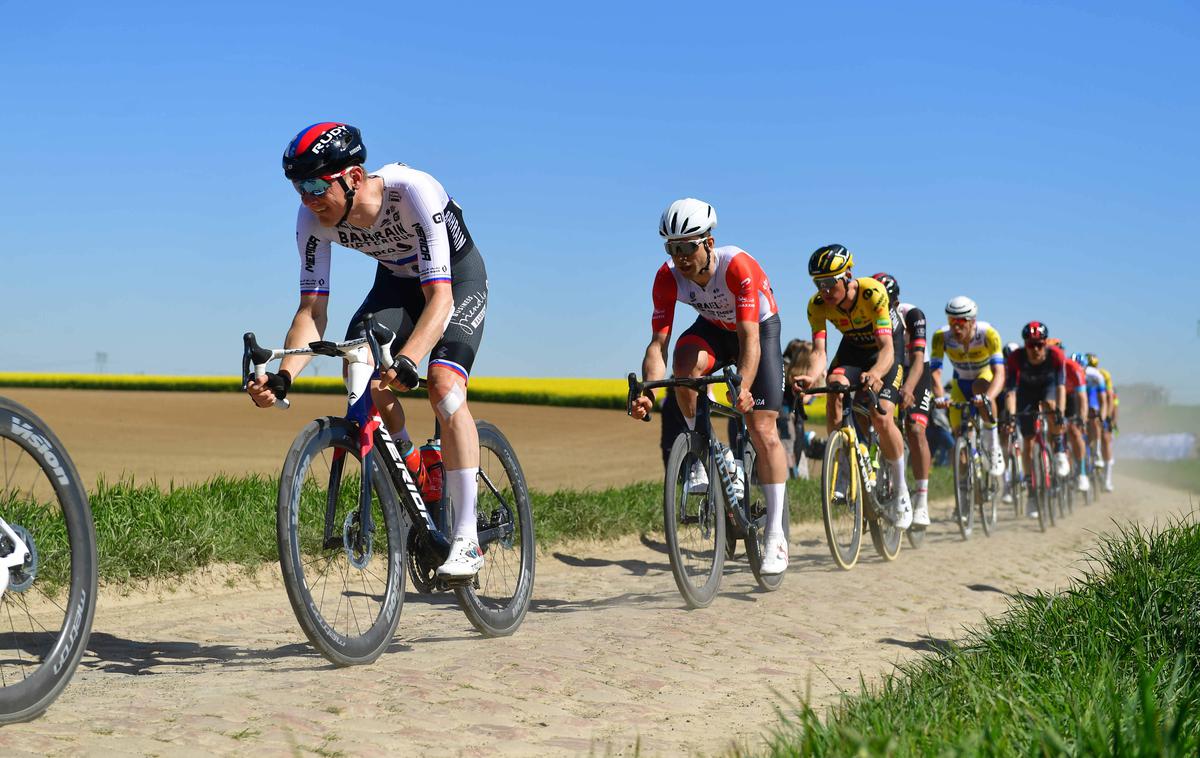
296, 163, 472, 295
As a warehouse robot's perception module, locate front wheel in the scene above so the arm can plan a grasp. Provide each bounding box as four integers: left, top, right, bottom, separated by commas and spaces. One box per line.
952, 436, 974, 539
821, 431, 862, 570
277, 418, 406, 666
663, 434, 725, 608
0, 398, 98, 725
1008, 443, 1026, 520
868, 460, 902, 560
977, 466, 998, 537
453, 422, 535, 637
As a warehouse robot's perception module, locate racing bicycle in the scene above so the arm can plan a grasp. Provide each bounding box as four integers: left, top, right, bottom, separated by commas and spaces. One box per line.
804, 383, 903, 571
627, 367, 788, 609
946, 400, 1000, 539
242, 316, 534, 665
0, 397, 97, 724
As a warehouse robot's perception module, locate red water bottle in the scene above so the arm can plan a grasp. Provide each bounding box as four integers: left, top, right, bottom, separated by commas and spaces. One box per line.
419, 440, 444, 504
399, 440, 426, 490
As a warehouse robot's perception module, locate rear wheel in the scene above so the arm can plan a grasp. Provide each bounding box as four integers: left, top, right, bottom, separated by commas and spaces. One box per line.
1031, 447, 1050, 532
663, 434, 724, 608
0, 398, 98, 724
867, 455, 902, 560
1008, 442, 1026, 519
953, 436, 974, 539
277, 418, 405, 666
821, 431, 862, 570
453, 422, 535, 637
977, 466, 998, 536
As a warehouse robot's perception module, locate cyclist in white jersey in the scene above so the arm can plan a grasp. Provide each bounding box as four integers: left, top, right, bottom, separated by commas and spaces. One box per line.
629, 198, 790, 575
247, 122, 488, 578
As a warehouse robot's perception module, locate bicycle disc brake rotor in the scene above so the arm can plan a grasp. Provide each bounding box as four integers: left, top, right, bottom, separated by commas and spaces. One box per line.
1, 524, 38, 593
342, 510, 374, 570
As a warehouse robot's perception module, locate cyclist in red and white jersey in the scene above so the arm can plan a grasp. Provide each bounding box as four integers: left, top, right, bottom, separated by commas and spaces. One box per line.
629, 199, 790, 575
247, 122, 488, 579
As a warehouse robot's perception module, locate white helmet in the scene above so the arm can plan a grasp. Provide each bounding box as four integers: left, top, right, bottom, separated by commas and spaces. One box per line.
659, 198, 717, 240
945, 295, 978, 320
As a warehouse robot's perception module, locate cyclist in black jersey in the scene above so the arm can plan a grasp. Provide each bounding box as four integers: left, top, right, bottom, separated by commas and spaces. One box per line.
872, 273, 932, 528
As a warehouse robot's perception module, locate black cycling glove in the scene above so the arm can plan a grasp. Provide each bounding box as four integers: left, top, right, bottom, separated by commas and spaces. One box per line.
393, 355, 420, 389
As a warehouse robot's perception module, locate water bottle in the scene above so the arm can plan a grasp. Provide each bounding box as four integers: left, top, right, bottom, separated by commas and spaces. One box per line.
420, 440, 445, 507
398, 439, 426, 489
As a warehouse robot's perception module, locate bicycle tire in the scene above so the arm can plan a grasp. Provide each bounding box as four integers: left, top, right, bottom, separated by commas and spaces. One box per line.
277, 417, 406, 666
952, 436, 974, 539
866, 458, 902, 560
978, 466, 998, 536
1031, 446, 1050, 532
0, 397, 98, 724
453, 422, 535, 637
1009, 443, 1026, 520
743, 448, 788, 591
663, 433, 724, 608
821, 431, 862, 570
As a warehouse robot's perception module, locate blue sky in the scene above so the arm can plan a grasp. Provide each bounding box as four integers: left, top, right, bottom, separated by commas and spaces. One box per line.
3, 2, 1198, 399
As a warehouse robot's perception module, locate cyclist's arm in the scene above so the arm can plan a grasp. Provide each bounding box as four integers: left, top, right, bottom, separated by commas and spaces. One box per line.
986, 362, 1005, 401
869, 331, 895, 381
902, 347, 925, 394
641, 330, 670, 385
929, 330, 945, 397
735, 318, 761, 393
803, 295, 827, 384
278, 293, 329, 380
984, 328, 1005, 401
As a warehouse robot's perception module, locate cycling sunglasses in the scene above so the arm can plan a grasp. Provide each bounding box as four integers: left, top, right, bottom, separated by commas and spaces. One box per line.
948, 317, 974, 327
293, 167, 353, 197
664, 237, 708, 258
1025, 340, 1047, 349
814, 276, 842, 292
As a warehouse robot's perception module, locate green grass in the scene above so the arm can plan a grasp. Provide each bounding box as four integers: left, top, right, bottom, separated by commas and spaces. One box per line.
758, 517, 1200, 757
8, 464, 952, 588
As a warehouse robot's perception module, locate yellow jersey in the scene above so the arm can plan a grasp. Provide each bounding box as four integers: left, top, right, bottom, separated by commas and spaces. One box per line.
807, 277, 893, 350
930, 321, 1004, 380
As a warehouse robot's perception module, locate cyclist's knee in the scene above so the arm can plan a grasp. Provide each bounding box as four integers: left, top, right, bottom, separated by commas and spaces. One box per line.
426, 369, 469, 421
672, 344, 711, 377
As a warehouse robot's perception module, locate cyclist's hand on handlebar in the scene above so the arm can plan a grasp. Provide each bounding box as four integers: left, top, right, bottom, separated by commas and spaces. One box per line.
860, 370, 882, 393
378, 355, 420, 392
933, 395, 951, 410
733, 386, 755, 413
792, 374, 815, 394
630, 393, 654, 421
899, 387, 914, 410
247, 371, 290, 408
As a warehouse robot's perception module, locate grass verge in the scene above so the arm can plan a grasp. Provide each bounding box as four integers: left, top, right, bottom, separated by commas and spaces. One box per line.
79, 466, 952, 585
759, 517, 1200, 756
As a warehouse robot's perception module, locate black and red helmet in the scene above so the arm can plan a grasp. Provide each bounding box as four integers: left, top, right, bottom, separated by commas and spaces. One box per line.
1021, 321, 1049, 342
870, 272, 899, 304
282, 122, 367, 181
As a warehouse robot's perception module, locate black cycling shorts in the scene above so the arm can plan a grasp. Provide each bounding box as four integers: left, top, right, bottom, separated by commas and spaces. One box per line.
675, 314, 784, 413
829, 341, 904, 406
906, 362, 933, 427
345, 245, 488, 382
1015, 382, 1056, 437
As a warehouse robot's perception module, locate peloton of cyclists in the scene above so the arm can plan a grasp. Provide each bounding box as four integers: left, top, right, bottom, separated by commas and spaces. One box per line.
871, 273, 933, 529
246, 122, 491, 579
793, 246, 913, 529
930, 297, 1007, 479
628, 199, 791, 575
1088, 353, 1117, 492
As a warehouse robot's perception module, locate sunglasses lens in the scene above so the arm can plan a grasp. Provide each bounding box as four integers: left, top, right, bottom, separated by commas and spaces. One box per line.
296, 177, 333, 196
666, 240, 700, 257
815, 278, 837, 291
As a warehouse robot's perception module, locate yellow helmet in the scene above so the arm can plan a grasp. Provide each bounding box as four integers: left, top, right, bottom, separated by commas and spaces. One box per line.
808, 244, 853, 279
1087, 353, 1099, 367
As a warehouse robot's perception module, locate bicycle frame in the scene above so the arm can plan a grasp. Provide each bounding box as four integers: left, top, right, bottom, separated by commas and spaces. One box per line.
627, 367, 757, 536
803, 384, 888, 515
242, 315, 516, 568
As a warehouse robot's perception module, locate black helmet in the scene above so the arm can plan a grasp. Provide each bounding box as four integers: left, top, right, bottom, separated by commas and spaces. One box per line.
283, 122, 367, 181
871, 272, 899, 304
808, 244, 853, 279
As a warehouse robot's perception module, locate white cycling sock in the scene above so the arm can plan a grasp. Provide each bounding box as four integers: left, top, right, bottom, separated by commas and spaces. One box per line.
764, 482, 787, 536
397, 427, 412, 444
684, 414, 696, 431
446, 468, 478, 543
988, 425, 1000, 450
915, 479, 929, 504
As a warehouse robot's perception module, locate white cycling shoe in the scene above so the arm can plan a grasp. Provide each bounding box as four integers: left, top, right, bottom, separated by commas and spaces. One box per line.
912, 498, 930, 528
1054, 452, 1070, 478
760, 532, 789, 575
1077, 473, 1090, 492
686, 460, 709, 494
988, 446, 1005, 477
437, 537, 485, 578
885, 491, 914, 530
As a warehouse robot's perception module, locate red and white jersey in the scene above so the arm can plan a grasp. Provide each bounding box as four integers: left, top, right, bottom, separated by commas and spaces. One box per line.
651, 246, 779, 333
296, 163, 471, 296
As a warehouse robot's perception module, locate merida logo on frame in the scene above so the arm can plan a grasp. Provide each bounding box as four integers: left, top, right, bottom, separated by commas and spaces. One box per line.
9, 416, 70, 486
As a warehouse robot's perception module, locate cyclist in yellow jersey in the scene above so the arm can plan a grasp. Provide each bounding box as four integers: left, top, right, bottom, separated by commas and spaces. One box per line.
930, 296, 1006, 478
1088, 353, 1117, 491
793, 244, 912, 529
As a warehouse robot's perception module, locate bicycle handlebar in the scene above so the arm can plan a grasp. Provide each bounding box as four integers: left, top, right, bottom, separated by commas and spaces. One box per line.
242, 313, 423, 411
626, 366, 743, 422
800, 383, 886, 416
946, 398, 997, 425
